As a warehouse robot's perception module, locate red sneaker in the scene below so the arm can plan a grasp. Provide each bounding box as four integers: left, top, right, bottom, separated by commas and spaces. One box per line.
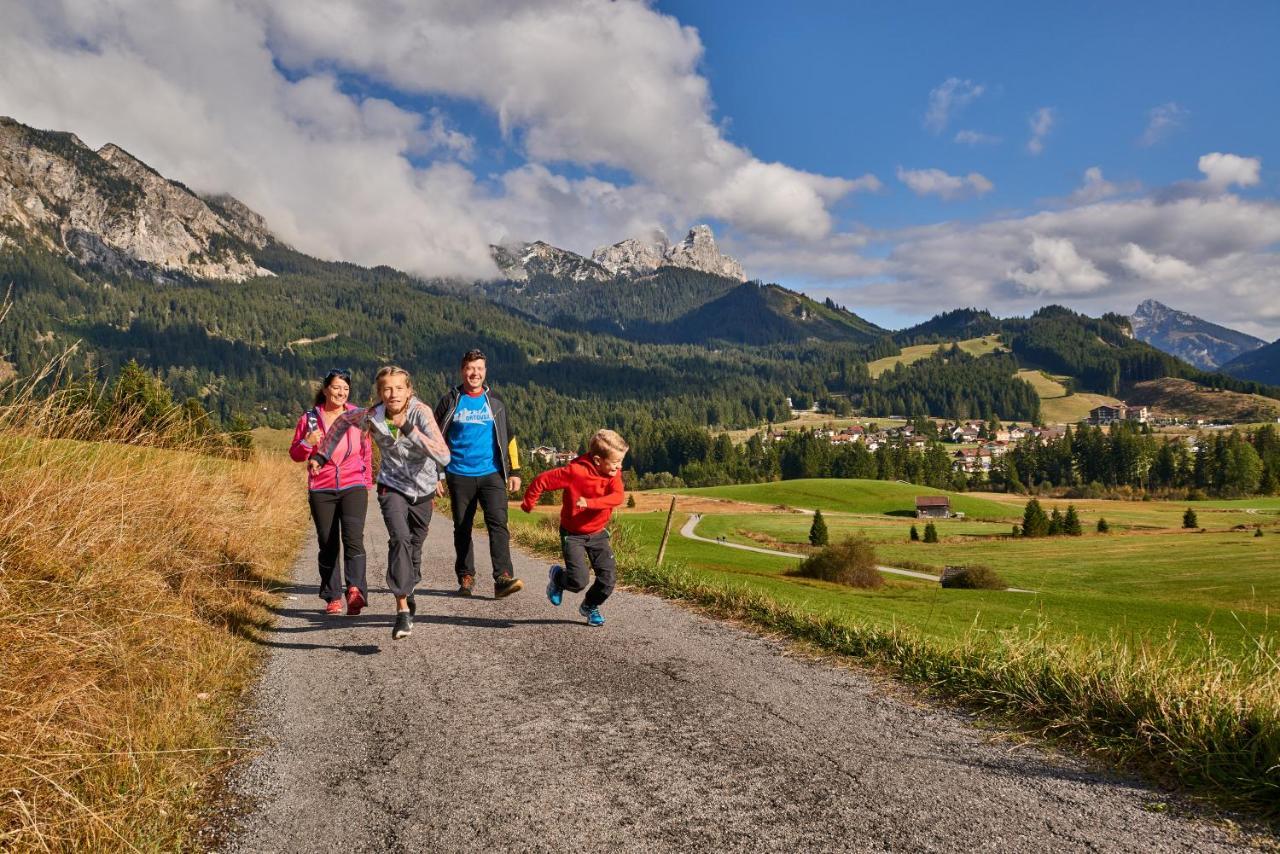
346, 586, 366, 616
325, 599, 343, 616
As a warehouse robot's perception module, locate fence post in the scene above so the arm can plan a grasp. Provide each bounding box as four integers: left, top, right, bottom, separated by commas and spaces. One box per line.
655, 495, 677, 566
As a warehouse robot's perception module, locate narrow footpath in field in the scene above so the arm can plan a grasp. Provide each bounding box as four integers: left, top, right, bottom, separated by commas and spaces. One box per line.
220, 502, 1238, 853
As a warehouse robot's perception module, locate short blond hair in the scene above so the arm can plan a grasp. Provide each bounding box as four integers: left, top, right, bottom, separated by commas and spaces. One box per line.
589, 428, 629, 457
374, 365, 413, 390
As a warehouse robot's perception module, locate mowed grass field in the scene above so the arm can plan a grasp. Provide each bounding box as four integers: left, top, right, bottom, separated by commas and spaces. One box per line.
868, 335, 1006, 379
623, 479, 1280, 659
1014, 368, 1122, 424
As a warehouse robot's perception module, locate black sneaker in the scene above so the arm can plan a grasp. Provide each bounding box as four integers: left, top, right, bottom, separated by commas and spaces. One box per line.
393, 610, 412, 639
494, 574, 524, 599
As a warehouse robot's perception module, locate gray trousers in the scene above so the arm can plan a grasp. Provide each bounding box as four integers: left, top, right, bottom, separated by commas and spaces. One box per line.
377, 486, 433, 598
559, 528, 616, 610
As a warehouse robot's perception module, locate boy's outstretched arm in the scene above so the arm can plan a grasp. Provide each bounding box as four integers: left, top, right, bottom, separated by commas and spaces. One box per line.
309, 407, 369, 471
408, 400, 451, 467
520, 465, 571, 512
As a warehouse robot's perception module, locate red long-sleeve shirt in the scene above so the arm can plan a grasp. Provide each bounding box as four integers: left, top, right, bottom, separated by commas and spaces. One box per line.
521, 455, 624, 534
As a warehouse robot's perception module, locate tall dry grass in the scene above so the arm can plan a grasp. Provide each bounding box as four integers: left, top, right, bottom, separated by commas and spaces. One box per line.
0, 355, 307, 851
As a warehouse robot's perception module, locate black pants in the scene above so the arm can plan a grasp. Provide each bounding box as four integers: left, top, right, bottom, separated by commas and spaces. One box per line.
307, 488, 368, 601
377, 486, 434, 598
559, 528, 616, 610
447, 472, 512, 581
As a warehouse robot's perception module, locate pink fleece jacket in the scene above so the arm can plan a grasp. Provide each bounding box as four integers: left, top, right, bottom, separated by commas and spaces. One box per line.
290, 403, 374, 491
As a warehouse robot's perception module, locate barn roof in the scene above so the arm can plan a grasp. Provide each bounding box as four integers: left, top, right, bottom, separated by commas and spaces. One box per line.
915, 496, 951, 508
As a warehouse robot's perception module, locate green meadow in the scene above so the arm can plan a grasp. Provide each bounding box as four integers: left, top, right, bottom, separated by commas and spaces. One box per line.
623, 479, 1280, 659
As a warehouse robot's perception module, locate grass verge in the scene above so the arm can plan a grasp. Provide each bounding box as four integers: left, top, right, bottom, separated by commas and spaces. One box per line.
510, 511, 1280, 823
0, 398, 307, 849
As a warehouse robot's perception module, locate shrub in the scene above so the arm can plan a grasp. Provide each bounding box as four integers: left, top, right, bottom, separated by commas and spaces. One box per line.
626, 493, 636, 508
923, 521, 939, 543
809, 508, 829, 546
1048, 507, 1064, 536
1256, 526, 1264, 538
1183, 508, 1199, 529
1096, 517, 1110, 533
940, 564, 1007, 589
788, 537, 883, 589
909, 524, 920, 541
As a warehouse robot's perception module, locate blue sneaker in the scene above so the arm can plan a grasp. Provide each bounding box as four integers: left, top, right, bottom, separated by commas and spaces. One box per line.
546, 565, 564, 607
578, 603, 604, 627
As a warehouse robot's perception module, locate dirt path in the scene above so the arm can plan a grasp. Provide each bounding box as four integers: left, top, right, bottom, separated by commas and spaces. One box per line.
219, 501, 1239, 852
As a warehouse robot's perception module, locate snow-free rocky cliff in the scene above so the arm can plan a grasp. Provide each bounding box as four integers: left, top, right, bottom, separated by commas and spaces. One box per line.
1129, 299, 1266, 371
0, 116, 271, 281
491, 224, 747, 283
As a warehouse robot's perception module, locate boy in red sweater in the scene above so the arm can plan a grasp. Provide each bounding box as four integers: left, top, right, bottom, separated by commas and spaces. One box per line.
520, 429, 628, 626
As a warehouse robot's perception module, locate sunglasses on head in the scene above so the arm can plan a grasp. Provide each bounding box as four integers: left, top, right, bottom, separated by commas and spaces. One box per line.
324, 368, 352, 382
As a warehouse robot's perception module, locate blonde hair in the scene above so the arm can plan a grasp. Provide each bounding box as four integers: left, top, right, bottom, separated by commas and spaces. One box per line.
589, 429, 629, 457
373, 366, 413, 402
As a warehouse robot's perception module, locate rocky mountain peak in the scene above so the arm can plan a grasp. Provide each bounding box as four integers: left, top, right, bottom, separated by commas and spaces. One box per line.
489, 240, 611, 283
0, 116, 272, 281
1130, 299, 1265, 370
664, 224, 745, 281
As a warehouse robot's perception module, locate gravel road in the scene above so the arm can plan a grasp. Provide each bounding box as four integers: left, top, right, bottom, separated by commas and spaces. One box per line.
219, 501, 1244, 853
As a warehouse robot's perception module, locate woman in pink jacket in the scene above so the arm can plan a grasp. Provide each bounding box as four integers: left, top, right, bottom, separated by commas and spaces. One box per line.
290, 369, 374, 616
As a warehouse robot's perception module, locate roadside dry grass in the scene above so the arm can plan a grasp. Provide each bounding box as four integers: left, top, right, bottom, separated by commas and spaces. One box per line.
0, 380, 307, 850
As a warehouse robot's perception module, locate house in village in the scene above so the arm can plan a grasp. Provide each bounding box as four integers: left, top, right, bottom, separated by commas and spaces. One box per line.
915, 495, 951, 518
1089, 403, 1150, 426
949, 424, 981, 443
952, 448, 993, 474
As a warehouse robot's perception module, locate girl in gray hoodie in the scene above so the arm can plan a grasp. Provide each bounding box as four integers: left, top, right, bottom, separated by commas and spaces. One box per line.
312, 366, 450, 639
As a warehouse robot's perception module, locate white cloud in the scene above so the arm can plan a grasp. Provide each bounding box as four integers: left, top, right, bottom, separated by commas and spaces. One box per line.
854, 164, 1280, 337
1198, 152, 1261, 190
924, 78, 984, 134
1063, 166, 1140, 205
0, 0, 867, 277
1027, 107, 1055, 155
954, 129, 1001, 146
1120, 243, 1194, 281
1139, 102, 1188, 147
1008, 235, 1108, 295
896, 167, 994, 201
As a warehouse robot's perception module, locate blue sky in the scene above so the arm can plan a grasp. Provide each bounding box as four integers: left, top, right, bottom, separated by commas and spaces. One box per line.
3, 1, 1278, 336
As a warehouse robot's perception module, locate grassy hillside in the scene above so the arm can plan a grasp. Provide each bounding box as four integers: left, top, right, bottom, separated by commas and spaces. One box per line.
672, 478, 1012, 519
0, 409, 307, 849
1014, 368, 1121, 423
868, 335, 1005, 378
1126, 377, 1280, 422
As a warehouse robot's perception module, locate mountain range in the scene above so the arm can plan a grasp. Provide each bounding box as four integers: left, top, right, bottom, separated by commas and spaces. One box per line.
1128, 298, 1267, 371
2, 114, 1278, 432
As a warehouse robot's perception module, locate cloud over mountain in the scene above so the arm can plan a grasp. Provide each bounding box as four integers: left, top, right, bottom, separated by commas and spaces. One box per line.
0, 0, 869, 278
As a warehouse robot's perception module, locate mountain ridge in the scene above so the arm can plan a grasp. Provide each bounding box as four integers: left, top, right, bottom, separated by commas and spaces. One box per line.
1129, 298, 1265, 370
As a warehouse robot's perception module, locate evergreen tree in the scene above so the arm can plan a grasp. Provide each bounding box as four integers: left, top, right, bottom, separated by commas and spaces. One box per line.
626, 493, 636, 508
1183, 507, 1199, 529
1021, 498, 1050, 537
1255, 526, 1263, 538
1048, 507, 1064, 536
1063, 504, 1082, 536
809, 509, 829, 546
923, 521, 939, 543
1096, 517, 1109, 534
909, 524, 920, 542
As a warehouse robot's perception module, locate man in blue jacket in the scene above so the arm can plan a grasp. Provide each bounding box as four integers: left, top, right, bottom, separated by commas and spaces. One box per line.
434, 349, 524, 598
